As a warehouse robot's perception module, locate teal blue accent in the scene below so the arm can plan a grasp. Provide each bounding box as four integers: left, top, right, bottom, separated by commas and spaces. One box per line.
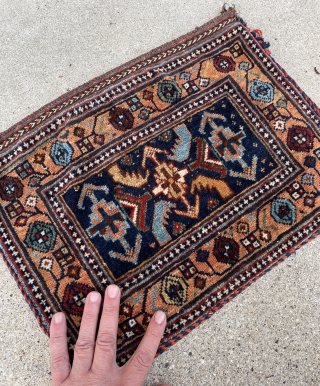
271, 198, 296, 225
50, 141, 74, 167
168, 125, 192, 162
25, 221, 57, 253
250, 79, 274, 103
152, 201, 175, 245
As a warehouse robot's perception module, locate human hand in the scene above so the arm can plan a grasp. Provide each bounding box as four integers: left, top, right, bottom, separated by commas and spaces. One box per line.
50, 284, 169, 386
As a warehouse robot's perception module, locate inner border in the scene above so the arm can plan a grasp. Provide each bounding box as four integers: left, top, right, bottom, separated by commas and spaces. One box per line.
39, 77, 302, 292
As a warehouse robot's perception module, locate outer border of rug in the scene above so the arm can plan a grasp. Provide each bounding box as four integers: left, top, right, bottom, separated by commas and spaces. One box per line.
0, 8, 319, 363
157, 226, 320, 357
0, 9, 239, 149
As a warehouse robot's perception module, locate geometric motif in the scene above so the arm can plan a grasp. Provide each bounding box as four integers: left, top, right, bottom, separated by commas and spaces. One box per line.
1, 8, 320, 366
262, 104, 281, 121
50, 141, 74, 167
182, 79, 200, 95
39, 257, 54, 272
213, 55, 236, 73
274, 119, 286, 132
194, 275, 206, 290
25, 196, 38, 208
301, 173, 314, 186
213, 237, 240, 264
287, 126, 315, 152
241, 233, 262, 253
14, 216, 28, 227
109, 107, 134, 131
66, 265, 81, 280
62, 282, 94, 317
195, 249, 210, 263
157, 80, 182, 104
161, 275, 188, 306
119, 318, 144, 339
250, 79, 274, 103
210, 125, 245, 162
230, 42, 243, 58
138, 108, 154, 121
304, 195, 316, 208
74, 126, 85, 138
0, 176, 24, 201
114, 189, 151, 231
87, 199, 129, 242
237, 221, 249, 235
24, 221, 57, 253
53, 246, 75, 268
127, 95, 143, 112
286, 182, 305, 200
76, 137, 94, 154
5, 200, 24, 219
178, 258, 198, 279
271, 198, 296, 225
304, 156, 316, 168
15, 161, 35, 179
28, 175, 43, 187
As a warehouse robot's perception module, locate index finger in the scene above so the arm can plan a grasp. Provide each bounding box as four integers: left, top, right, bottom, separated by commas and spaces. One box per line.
50, 313, 71, 386
122, 311, 166, 386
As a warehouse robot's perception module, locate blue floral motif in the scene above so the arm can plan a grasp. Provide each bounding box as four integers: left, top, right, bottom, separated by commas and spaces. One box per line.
50, 141, 74, 167
250, 79, 274, 103
271, 198, 296, 225
239, 61, 250, 71
301, 173, 314, 186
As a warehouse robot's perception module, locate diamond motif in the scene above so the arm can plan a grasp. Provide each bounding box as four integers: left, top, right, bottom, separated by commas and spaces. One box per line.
161, 275, 188, 306
250, 79, 274, 103
25, 221, 57, 252
271, 198, 296, 225
50, 141, 74, 167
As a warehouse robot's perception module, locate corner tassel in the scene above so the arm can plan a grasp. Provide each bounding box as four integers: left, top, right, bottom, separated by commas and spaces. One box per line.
221, 3, 236, 14
252, 29, 271, 55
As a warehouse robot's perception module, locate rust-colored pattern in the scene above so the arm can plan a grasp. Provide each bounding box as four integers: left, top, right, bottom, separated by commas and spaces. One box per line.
0, 10, 319, 364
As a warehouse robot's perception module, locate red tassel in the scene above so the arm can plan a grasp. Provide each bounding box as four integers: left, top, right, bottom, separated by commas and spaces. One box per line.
252, 29, 263, 38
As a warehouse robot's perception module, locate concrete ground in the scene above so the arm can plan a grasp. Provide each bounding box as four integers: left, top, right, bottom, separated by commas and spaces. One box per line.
0, 1, 319, 385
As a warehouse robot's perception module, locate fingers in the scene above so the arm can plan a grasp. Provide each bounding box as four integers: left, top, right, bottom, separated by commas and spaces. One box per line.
91, 284, 121, 374
72, 291, 101, 375
123, 310, 166, 386
50, 312, 70, 386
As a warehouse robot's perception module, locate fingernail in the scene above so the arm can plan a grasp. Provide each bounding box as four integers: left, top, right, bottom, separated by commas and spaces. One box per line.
90, 292, 101, 303
54, 313, 63, 324
155, 311, 166, 325
107, 284, 119, 299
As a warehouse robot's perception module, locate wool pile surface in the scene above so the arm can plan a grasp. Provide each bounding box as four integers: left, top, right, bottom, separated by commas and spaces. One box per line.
0, 9, 319, 363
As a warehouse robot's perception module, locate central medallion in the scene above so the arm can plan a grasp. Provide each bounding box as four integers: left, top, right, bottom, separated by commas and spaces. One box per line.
153, 161, 189, 200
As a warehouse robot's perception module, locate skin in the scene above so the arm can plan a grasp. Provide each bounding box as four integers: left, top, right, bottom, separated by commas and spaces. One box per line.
50, 284, 169, 386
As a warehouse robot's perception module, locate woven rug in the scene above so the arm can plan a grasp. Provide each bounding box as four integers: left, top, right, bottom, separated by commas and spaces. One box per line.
0, 8, 319, 364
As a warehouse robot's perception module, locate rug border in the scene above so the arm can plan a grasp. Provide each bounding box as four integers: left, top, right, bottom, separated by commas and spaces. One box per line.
155, 226, 320, 358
